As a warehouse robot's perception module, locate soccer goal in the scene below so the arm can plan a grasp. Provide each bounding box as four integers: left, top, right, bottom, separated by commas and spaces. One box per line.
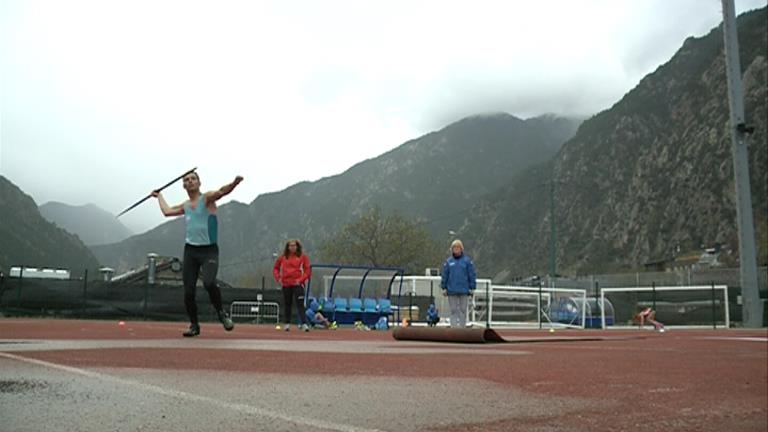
600, 285, 730, 329
392, 276, 493, 326
470, 285, 588, 329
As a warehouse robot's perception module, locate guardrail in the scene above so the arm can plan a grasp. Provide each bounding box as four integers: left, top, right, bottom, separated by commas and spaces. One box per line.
229, 301, 280, 324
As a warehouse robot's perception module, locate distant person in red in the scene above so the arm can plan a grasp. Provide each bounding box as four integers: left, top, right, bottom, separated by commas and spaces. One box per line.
273, 239, 312, 332
635, 307, 665, 332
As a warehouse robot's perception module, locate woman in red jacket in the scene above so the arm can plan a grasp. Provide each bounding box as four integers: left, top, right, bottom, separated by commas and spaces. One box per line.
273, 239, 312, 331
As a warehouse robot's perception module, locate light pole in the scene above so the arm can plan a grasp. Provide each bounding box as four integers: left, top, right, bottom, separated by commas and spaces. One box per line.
721, 0, 761, 327
544, 179, 564, 284
549, 181, 557, 281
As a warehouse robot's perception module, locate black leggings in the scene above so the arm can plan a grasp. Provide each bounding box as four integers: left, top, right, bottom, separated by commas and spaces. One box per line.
282, 285, 306, 325
182, 244, 223, 325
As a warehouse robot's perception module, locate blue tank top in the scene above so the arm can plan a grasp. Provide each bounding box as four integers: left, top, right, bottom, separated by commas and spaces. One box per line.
184, 196, 218, 245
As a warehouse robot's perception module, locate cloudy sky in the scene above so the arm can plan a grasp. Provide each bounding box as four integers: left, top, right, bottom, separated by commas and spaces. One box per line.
1, 0, 765, 233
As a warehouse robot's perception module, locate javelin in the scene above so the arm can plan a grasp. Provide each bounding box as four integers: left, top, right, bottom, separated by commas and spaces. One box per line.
116, 167, 197, 218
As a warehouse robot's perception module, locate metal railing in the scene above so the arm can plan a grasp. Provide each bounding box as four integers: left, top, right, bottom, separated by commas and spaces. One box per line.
229, 301, 280, 324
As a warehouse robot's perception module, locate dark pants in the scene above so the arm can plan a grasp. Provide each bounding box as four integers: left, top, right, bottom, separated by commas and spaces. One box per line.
182, 244, 223, 325
282, 285, 306, 325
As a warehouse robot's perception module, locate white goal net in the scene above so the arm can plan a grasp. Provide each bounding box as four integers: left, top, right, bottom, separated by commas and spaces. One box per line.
471, 285, 587, 329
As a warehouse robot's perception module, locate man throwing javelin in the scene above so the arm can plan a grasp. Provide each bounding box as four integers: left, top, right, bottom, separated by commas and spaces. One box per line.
152, 171, 243, 337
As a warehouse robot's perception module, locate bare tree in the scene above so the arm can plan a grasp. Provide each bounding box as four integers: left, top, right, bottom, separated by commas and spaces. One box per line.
319, 208, 443, 274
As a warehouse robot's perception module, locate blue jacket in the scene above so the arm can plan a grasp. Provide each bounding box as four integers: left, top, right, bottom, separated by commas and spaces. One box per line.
305, 299, 320, 323
441, 253, 476, 295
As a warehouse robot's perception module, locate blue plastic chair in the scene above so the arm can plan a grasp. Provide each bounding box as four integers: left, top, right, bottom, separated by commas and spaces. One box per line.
334, 297, 348, 312
363, 298, 378, 313
378, 298, 392, 314
334, 297, 351, 324
378, 298, 393, 325
349, 298, 363, 322
319, 297, 335, 320
349, 298, 363, 312
362, 298, 379, 326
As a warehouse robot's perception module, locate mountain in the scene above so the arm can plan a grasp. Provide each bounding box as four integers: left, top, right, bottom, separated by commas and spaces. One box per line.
39, 202, 133, 246
464, 7, 767, 280
0, 176, 101, 276
91, 114, 581, 281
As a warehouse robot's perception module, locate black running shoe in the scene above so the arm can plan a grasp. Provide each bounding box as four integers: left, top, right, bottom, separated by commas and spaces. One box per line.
183, 323, 200, 337
218, 311, 234, 331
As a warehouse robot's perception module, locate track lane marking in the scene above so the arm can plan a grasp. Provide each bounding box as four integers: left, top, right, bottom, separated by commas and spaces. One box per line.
0, 352, 385, 432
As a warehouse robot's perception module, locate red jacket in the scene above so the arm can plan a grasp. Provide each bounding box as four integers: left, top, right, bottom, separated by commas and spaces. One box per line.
273, 253, 311, 287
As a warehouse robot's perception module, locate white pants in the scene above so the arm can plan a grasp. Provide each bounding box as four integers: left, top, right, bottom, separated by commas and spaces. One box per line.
447, 295, 469, 328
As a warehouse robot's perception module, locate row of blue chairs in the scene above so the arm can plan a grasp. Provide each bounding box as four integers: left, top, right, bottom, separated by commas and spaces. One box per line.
307, 297, 392, 325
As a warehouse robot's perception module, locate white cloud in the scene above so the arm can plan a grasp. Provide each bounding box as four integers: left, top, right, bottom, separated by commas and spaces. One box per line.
1, 0, 765, 232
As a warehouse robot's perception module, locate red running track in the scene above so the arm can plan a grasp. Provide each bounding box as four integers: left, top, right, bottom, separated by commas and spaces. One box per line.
1, 318, 766, 432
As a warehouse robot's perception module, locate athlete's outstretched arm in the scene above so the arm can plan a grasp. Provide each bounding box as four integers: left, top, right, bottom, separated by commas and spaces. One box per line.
152, 191, 185, 217
206, 176, 243, 203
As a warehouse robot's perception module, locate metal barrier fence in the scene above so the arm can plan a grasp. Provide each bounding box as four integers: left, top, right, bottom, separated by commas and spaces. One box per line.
229, 301, 279, 323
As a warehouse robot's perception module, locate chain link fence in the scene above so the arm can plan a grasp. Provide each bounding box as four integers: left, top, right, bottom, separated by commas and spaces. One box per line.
1, 267, 765, 325
0, 276, 284, 323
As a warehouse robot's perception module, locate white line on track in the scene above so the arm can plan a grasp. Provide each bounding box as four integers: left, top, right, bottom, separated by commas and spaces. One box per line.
0, 352, 385, 432
694, 336, 768, 342
0, 339, 528, 355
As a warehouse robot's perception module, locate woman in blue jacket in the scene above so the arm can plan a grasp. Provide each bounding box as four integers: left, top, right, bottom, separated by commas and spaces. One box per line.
440, 239, 476, 328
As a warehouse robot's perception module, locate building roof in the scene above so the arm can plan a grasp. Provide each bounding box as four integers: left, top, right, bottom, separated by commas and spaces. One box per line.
110, 256, 232, 288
